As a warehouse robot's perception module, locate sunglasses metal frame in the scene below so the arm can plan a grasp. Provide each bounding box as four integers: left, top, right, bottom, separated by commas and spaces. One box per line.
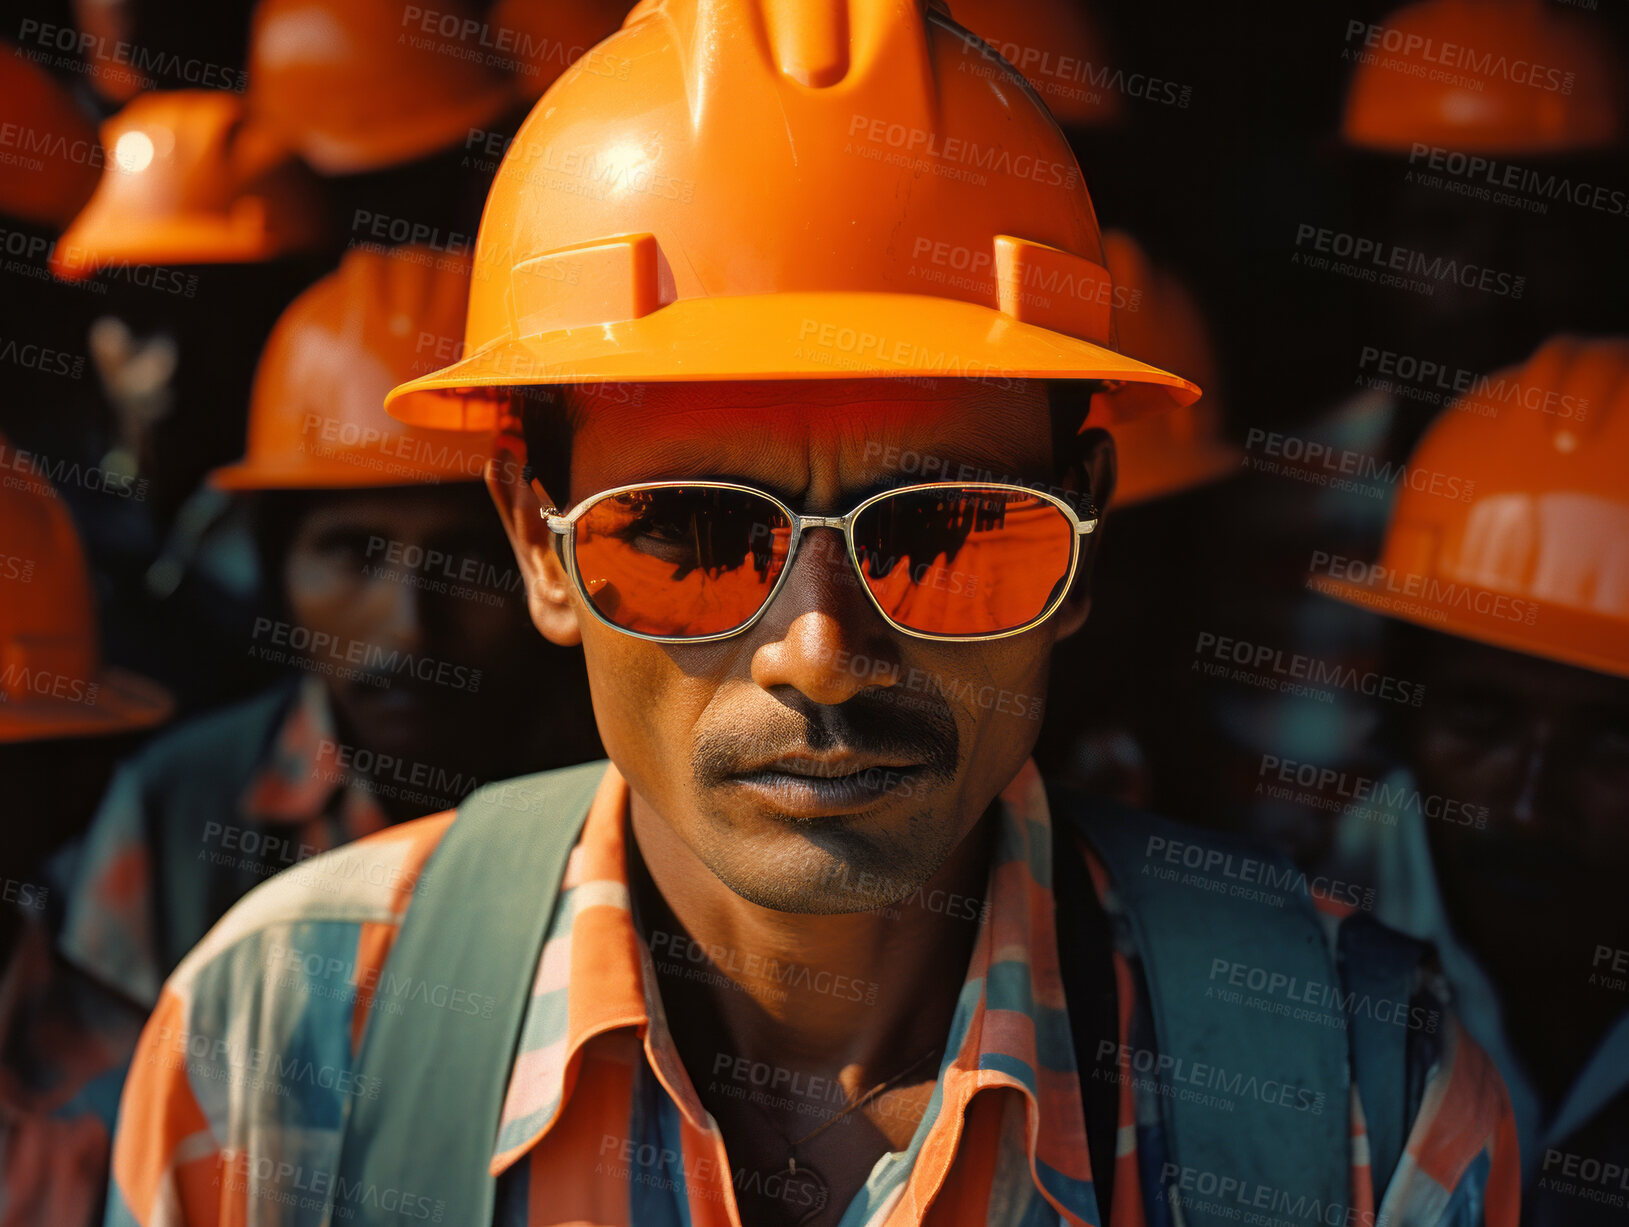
539, 479, 1099, 644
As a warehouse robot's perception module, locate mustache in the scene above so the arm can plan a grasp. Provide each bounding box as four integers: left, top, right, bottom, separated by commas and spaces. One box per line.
690, 688, 961, 787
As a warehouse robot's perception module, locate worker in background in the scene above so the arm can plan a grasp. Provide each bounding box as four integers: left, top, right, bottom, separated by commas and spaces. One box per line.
0, 443, 170, 1227
1318, 336, 1629, 1227
46, 245, 601, 1014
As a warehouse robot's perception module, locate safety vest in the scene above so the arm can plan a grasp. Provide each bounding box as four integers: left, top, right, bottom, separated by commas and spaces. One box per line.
331, 760, 1426, 1227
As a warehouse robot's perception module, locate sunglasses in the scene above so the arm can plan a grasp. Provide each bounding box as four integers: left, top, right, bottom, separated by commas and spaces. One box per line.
540, 480, 1099, 643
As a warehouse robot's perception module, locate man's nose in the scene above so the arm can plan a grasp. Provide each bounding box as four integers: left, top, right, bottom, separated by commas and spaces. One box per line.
369, 569, 428, 651
749, 528, 901, 705
1510, 718, 1559, 828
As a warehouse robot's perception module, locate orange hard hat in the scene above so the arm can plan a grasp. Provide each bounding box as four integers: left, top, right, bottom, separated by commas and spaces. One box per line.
210, 246, 492, 490
1100, 231, 1238, 507
0, 46, 101, 230
70, 0, 146, 103
944, 0, 1122, 129
0, 437, 172, 741
247, 0, 516, 174
1312, 335, 1629, 681
385, 0, 1198, 433
1341, 0, 1622, 155
50, 90, 327, 280
489, 0, 634, 102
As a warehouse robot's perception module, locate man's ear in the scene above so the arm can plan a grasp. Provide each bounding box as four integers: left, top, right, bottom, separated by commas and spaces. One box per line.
1053, 425, 1115, 642
485, 432, 584, 647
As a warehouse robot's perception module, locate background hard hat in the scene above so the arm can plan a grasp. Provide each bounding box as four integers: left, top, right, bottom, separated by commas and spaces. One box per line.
490, 0, 634, 102
247, 0, 516, 174
210, 245, 491, 490
945, 0, 1122, 130
0, 438, 172, 741
1100, 230, 1237, 507
0, 47, 101, 230
1312, 335, 1629, 681
71, 0, 146, 102
386, 0, 1198, 432
1341, 0, 1623, 155
50, 90, 327, 280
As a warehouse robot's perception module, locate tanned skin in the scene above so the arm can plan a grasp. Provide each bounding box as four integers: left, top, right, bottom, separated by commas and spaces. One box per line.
490, 378, 1113, 1225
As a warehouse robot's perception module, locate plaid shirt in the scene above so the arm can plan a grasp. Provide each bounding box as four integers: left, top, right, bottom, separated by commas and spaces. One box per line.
52, 676, 390, 1008
106, 761, 1518, 1226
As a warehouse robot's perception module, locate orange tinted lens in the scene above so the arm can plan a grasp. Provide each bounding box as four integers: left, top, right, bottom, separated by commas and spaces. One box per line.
853, 488, 1075, 636
571, 486, 791, 638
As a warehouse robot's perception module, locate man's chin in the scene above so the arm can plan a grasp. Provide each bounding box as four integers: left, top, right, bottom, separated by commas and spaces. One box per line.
699, 805, 952, 916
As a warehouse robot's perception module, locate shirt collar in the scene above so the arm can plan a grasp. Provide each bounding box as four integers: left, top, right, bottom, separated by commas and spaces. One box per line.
239, 675, 383, 829
489, 760, 1095, 1217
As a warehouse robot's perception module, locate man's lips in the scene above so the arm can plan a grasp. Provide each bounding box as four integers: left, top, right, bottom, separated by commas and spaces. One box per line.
723, 752, 929, 817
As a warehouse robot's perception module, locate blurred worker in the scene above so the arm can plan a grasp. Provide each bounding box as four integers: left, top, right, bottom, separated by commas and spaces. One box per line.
40, 87, 334, 712
0, 440, 169, 1227
1318, 336, 1629, 1226
108, 5, 1515, 1225
1332, 0, 1624, 449
1199, 0, 1627, 861
48, 246, 601, 1013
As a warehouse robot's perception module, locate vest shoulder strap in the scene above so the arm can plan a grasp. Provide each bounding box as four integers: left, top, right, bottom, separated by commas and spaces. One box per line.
331, 758, 608, 1226
1051, 786, 1357, 1226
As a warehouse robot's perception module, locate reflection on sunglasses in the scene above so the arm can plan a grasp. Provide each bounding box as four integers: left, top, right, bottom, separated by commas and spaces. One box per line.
558, 483, 1086, 641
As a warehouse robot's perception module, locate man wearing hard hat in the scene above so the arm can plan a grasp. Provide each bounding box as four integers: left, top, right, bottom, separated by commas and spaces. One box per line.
0, 444, 170, 1227
48, 246, 599, 1015
107, 4, 1519, 1226
1317, 336, 1629, 1227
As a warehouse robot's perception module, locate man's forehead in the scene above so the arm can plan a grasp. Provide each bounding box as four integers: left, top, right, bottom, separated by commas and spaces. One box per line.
568, 378, 1055, 487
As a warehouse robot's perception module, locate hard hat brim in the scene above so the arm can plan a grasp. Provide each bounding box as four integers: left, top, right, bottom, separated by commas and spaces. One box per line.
50, 213, 307, 280
277, 81, 517, 175
1310, 573, 1629, 683
208, 457, 484, 491
385, 291, 1201, 432
0, 666, 173, 743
